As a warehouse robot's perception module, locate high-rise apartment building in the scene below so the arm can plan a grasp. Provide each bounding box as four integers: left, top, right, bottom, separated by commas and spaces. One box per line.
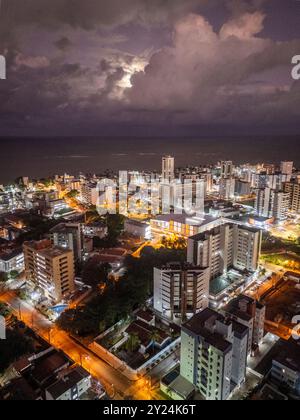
50, 223, 83, 261
23, 240, 75, 303
180, 308, 249, 400
219, 177, 235, 200
222, 295, 266, 354
81, 182, 99, 206
280, 161, 293, 176
270, 190, 290, 221
187, 222, 261, 280
154, 263, 210, 321
255, 187, 272, 218
255, 188, 290, 221
284, 181, 300, 213
221, 161, 234, 178
162, 156, 175, 182
235, 180, 251, 197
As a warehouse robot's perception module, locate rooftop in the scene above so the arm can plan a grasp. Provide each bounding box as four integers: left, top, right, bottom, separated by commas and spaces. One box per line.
24, 240, 72, 258
45, 366, 90, 400
136, 309, 155, 323
273, 340, 300, 373
125, 320, 169, 348
0, 247, 23, 261
182, 308, 232, 354
258, 384, 288, 401
153, 212, 217, 227
30, 351, 70, 385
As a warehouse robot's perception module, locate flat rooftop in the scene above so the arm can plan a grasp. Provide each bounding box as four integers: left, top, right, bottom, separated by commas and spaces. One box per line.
24, 240, 72, 258
152, 212, 217, 226
46, 366, 90, 399
0, 247, 23, 261
258, 384, 288, 401
182, 308, 232, 354
273, 340, 300, 372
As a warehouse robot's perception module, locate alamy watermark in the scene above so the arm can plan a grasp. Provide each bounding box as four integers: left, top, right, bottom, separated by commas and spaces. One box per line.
94, 172, 205, 217
0, 55, 6, 80
0, 315, 6, 340
292, 55, 300, 80
292, 315, 300, 341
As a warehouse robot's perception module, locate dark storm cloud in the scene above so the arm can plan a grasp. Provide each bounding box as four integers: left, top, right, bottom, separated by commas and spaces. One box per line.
54, 37, 73, 51
0, 0, 299, 135
0, 0, 204, 29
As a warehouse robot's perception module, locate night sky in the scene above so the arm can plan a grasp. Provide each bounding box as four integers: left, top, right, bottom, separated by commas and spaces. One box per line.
0, 0, 300, 137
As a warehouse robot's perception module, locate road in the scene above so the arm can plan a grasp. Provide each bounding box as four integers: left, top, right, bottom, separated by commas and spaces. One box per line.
0, 290, 164, 400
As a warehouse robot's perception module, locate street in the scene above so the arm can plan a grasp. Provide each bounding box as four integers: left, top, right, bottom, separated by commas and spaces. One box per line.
0, 290, 165, 400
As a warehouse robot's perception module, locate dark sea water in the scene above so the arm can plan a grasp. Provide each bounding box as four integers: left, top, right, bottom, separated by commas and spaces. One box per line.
1, 136, 300, 184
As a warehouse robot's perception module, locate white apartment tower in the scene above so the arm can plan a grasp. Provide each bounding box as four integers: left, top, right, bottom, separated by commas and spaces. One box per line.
162, 155, 175, 182
284, 182, 300, 213
233, 225, 261, 273
81, 182, 99, 206
222, 295, 266, 354
255, 187, 272, 218
221, 161, 234, 178
270, 190, 290, 221
180, 308, 249, 400
280, 161, 293, 176
154, 263, 210, 321
255, 188, 290, 221
187, 223, 261, 279
219, 177, 235, 200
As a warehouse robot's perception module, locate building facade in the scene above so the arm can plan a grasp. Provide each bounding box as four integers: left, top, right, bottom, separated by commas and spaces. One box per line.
255, 188, 290, 221
284, 182, 300, 213
162, 156, 175, 182
187, 222, 261, 279
222, 295, 266, 354
50, 223, 83, 261
180, 308, 248, 400
154, 263, 210, 321
23, 240, 75, 303
0, 248, 24, 273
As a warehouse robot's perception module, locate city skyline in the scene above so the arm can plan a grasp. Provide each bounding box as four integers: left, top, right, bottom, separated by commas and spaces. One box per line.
1, 0, 300, 405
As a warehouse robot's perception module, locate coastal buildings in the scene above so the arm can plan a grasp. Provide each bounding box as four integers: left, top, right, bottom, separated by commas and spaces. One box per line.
0, 248, 24, 274
222, 295, 266, 354
23, 240, 75, 303
284, 181, 300, 213
219, 178, 235, 200
280, 161, 293, 176
50, 223, 84, 261
187, 222, 262, 279
221, 161, 234, 178
180, 308, 249, 400
153, 263, 210, 321
162, 156, 175, 182
255, 188, 290, 221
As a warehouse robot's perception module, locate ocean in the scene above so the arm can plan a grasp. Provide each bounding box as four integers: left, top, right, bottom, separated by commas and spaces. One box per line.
0, 136, 300, 184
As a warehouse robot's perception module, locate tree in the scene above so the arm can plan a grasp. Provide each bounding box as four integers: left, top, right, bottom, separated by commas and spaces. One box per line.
9, 270, 19, 280
0, 330, 34, 373
57, 246, 187, 338
65, 189, 79, 199
125, 333, 141, 353
81, 259, 111, 289
149, 330, 160, 352
0, 303, 11, 317
106, 213, 125, 247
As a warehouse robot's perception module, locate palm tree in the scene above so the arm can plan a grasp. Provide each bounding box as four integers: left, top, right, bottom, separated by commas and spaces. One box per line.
149, 330, 160, 352
125, 333, 141, 352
